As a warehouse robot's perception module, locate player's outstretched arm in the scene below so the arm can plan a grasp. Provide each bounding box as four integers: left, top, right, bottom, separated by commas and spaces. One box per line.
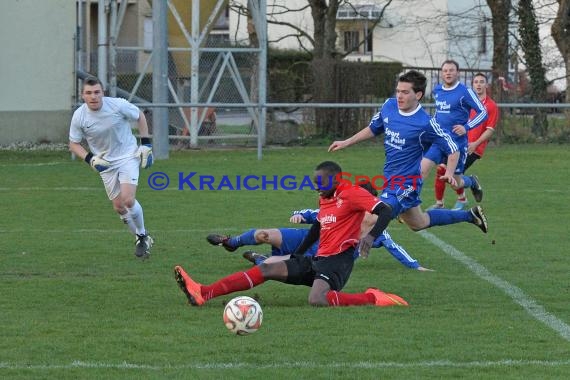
328, 127, 375, 152
359, 203, 392, 258
289, 214, 306, 224
290, 209, 318, 224
439, 151, 459, 187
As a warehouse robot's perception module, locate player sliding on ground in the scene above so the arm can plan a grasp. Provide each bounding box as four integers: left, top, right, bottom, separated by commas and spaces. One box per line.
174, 161, 409, 308
206, 183, 431, 271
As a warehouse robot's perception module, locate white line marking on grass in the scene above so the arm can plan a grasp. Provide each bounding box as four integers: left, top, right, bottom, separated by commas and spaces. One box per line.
0, 162, 64, 167
419, 230, 570, 342
0, 228, 236, 234
0, 359, 569, 371
0, 187, 98, 191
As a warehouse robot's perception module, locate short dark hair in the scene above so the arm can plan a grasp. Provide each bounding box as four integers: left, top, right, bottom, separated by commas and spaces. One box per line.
441, 59, 460, 71
398, 70, 427, 100
472, 72, 488, 83
82, 75, 103, 90
315, 161, 342, 176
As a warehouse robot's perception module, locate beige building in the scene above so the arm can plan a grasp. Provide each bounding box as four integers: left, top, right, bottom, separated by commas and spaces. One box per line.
0, 0, 76, 144
0, 0, 505, 144
0, 0, 153, 145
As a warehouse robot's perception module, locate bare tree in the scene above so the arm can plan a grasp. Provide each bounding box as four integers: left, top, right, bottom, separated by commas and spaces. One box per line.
551, 0, 570, 104
486, 0, 512, 100
231, 0, 395, 136
517, 0, 549, 137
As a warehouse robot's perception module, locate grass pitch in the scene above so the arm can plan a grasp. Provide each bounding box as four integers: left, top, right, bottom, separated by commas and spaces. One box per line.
0, 144, 569, 379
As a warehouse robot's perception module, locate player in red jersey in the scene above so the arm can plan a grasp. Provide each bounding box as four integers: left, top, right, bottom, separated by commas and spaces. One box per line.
433, 72, 499, 210
174, 161, 409, 308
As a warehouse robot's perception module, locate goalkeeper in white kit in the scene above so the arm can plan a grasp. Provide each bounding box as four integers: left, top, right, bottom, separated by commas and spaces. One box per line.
69, 75, 154, 259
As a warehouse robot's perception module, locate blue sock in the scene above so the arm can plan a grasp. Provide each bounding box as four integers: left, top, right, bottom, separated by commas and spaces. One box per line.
427, 209, 472, 227
228, 229, 257, 248
462, 175, 473, 189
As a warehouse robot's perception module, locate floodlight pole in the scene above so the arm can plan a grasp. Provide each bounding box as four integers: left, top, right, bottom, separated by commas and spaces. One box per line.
257, 0, 267, 160
152, 0, 169, 159
97, 0, 108, 89
190, 0, 200, 148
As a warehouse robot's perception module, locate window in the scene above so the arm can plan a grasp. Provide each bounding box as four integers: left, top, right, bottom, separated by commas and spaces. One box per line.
344, 31, 360, 53
365, 30, 372, 53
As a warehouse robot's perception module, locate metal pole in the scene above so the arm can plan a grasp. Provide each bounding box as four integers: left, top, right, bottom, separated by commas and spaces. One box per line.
109, 0, 117, 97
86, 0, 91, 72
257, 0, 267, 160
152, 0, 169, 159
190, 0, 200, 148
97, 0, 108, 89
77, 0, 83, 72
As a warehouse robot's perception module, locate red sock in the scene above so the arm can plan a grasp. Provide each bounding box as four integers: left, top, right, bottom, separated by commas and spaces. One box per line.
456, 188, 466, 201
201, 266, 265, 301
434, 165, 447, 202
326, 290, 375, 306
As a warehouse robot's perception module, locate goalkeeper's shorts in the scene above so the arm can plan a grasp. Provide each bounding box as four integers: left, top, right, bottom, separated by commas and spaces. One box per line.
100, 156, 140, 200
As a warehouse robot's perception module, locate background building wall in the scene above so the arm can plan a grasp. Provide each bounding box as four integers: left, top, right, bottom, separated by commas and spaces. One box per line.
0, 0, 76, 144
230, 0, 314, 51
368, 0, 450, 67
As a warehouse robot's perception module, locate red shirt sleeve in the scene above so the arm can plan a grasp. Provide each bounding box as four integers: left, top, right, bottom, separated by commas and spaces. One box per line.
342, 185, 381, 212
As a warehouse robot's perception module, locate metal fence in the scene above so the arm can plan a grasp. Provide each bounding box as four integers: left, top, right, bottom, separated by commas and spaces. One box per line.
78, 44, 570, 146
75, 1, 568, 156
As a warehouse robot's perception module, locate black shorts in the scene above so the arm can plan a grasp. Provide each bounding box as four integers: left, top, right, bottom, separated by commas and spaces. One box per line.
285, 247, 356, 291
464, 153, 481, 173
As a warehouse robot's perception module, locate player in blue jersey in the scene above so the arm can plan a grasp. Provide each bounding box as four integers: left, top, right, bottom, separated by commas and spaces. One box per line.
207, 182, 430, 270
207, 209, 430, 270
328, 70, 488, 253
207, 226, 318, 264
422, 60, 487, 209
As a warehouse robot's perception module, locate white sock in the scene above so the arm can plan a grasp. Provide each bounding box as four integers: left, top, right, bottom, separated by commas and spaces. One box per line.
120, 212, 137, 235
127, 199, 146, 236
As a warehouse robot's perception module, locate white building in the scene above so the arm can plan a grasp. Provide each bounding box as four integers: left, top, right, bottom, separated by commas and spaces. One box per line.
230, 0, 494, 70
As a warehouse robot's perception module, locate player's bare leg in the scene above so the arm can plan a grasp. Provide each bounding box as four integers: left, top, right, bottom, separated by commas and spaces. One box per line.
112, 183, 152, 258
308, 278, 331, 306
254, 229, 283, 248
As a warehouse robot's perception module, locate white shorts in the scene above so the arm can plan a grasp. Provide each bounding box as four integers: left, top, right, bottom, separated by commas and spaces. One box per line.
99, 156, 140, 200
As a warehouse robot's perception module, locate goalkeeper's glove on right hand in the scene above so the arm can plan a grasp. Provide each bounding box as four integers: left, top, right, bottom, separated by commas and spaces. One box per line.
85, 152, 111, 173
138, 137, 153, 169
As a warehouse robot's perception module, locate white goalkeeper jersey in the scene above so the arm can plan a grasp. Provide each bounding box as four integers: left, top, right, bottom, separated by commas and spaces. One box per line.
69, 97, 140, 162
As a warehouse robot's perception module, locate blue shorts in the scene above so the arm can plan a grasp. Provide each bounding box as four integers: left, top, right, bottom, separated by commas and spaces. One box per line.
379, 183, 423, 219
424, 143, 468, 174
273, 228, 318, 257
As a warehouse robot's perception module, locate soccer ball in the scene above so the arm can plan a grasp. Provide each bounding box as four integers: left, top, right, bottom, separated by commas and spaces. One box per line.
223, 296, 263, 335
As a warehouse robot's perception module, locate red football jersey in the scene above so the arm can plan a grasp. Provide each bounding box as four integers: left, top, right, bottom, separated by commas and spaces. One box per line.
316, 184, 382, 256
468, 95, 499, 157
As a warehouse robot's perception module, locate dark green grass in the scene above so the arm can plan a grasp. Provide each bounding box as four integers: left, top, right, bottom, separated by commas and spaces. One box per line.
1, 145, 569, 379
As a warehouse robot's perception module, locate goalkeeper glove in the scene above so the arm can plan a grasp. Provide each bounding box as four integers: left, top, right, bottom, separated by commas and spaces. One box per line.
138, 137, 153, 169
85, 152, 111, 173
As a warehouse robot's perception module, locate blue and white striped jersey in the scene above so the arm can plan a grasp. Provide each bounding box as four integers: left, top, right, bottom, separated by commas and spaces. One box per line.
368, 98, 458, 186
432, 81, 487, 139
